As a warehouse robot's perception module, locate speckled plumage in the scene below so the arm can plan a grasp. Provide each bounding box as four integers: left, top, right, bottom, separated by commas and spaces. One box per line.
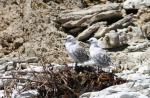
88, 37, 113, 69
65, 35, 89, 64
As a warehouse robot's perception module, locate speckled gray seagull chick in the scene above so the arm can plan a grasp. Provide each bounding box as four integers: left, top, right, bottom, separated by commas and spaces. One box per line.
64, 35, 89, 67
87, 37, 113, 71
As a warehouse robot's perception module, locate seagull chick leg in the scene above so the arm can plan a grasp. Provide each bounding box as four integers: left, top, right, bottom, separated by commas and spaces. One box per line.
75, 62, 78, 70
98, 66, 102, 73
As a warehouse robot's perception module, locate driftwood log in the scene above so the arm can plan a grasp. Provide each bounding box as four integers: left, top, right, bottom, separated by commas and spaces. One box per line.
56, 2, 149, 49
55, 0, 150, 50
56, 3, 134, 41
57, 3, 121, 23
94, 14, 133, 38
87, 10, 123, 25
77, 22, 107, 40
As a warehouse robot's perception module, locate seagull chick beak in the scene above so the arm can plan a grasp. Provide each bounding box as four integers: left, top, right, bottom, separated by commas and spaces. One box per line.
86, 40, 90, 43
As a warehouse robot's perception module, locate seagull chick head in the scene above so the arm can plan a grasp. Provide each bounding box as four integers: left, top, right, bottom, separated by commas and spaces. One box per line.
87, 37, 98, 45
65, 35, 76, 43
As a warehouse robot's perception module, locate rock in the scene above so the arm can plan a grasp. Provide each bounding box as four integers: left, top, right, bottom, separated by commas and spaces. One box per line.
105, 30, 120, 48
125, 26, 145, 44
129, 26, 144, 38
140, 88, 150, 97
137, 65, 150, 74
117, 28, 128, 45
127, 41, 150, 52
6, 61, 15, 71
0, 45, 2, 50
127, 73, 149, 81
136, 8, 150, 25
142, 22, 150, 38
98, 37, 110, 48
14, 37, 24, 49
123, 0, 150, 9
0, 80, 4, 90
80, 65, 150, 98
14, 90, 38, 98
24, 43, 36, 57
17, 46, 25, 53
111, 52, 143, 71
0, 61, 14, 72
0, 90, 4, 97
25, 57, 39, 63
80, 83, 149, 98
0, 53, 4, 58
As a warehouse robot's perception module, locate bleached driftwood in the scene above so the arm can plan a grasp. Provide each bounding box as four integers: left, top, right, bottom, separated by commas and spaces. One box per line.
87, 10, 123, 24
0, 57, 39, 64
57, 3, 120, 23
94, 14, 133, 38
68, 27, 85, 35
62, 10, 122, 29
62, 14, 93, 28
77, 22, 107, 40
109, 14, 133, 30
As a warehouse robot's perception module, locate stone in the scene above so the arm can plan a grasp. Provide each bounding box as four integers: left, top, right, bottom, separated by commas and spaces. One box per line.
24, 43, 37, 57
98, 37, 110, 48
117, 28, 128, 45
142, 22, 150, 38
136, 8, 150, 25
0, 61, 14, 72
137, 65, 150, 74
25, 57, 39, 63
127, 41, 150, 52
127, 73, 149, 81
105, 30, 120, 48
0, 90, 4, 97
14, 37, 24, 49
0, 81, 4, 90
123, 0, 150, 9
13, 90, 38, 98
6, 61, 15, 71
129, 26, 144, 38
0, 53, 4, 58
80, 83, 149, 98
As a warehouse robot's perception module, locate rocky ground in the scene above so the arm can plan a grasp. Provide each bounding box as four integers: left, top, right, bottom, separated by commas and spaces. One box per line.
0, 0, 150, 98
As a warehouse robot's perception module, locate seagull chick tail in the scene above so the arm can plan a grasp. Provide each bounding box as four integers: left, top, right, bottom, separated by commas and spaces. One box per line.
109, 61, 118, 69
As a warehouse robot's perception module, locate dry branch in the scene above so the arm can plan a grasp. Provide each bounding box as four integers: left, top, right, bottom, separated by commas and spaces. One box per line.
87, 10, 123, 25
62, 14, 93, 28
94, 14, 133, 38
57, 3, 121, 23
109, 14, 133, 30
77, 22, 106, 40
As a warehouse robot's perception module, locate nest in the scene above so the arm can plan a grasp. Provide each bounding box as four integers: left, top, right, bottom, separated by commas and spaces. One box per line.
2, 64, 127, 98
36, 66, 127, 98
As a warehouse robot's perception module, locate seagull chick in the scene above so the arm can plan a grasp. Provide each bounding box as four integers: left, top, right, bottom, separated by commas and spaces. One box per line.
87, 37, 113, 72
64, 35, 89, 68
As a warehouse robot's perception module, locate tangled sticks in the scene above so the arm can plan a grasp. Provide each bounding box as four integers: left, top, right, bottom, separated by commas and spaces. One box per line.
1, 63, 126, 98
36, 66, 127, 98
